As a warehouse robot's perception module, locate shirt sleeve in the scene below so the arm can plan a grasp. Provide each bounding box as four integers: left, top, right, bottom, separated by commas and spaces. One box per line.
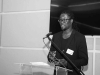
67, 35, 88, 69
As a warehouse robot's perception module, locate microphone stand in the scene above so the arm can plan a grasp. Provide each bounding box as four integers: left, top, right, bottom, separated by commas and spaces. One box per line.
47, 36, 85, 75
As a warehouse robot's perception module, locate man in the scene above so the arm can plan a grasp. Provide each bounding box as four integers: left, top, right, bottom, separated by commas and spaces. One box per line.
47, 10, 88, 75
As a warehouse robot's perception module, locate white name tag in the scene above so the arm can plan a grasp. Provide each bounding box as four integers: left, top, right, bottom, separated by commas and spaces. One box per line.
66, 48, 74, 55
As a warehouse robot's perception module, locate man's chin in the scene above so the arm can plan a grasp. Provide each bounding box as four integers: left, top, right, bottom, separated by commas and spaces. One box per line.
61, 28, 66, 31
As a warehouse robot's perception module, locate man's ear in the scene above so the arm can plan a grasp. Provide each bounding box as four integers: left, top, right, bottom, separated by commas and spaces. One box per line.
71, 19, 73, 23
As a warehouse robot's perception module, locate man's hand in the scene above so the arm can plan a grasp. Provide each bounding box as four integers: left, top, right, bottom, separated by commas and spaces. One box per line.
59, 59, 67, 66
48, 51, 57, 63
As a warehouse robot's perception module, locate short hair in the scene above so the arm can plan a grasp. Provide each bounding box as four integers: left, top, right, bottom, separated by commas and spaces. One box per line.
60, 10, 74, 19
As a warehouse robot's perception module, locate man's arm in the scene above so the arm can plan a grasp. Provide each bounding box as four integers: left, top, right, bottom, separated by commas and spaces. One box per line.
67, 35, 88, 69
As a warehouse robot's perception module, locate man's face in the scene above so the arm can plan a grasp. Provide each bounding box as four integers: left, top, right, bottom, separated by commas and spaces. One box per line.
59, 13, 73, 30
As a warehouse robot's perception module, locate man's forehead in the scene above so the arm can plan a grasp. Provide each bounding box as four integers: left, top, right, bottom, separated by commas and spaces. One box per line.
60, 14, 70, 19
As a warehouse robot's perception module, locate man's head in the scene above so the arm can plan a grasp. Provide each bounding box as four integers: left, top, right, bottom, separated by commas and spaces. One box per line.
58, 10, 74, 31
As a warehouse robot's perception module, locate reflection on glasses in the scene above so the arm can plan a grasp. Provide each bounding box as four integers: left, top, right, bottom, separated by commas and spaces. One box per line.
58, 19, 71, 22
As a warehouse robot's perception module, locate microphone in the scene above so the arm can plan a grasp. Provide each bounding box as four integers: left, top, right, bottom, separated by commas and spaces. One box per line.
43, 32, 52, 39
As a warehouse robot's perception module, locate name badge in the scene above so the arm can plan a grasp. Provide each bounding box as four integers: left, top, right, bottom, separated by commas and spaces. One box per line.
66, 48, 74, 55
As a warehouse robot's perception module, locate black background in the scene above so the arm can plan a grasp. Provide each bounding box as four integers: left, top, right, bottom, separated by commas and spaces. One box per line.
50, 0, 100, 35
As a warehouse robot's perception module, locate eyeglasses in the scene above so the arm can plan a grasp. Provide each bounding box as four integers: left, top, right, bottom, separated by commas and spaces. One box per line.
58, 19, 71, 22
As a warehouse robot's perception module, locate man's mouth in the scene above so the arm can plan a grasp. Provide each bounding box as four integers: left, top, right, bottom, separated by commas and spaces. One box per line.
61, 25, 66, 29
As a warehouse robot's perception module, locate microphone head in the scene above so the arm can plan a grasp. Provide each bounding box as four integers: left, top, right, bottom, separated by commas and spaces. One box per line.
43, 32, 52, 39
46, 32, 52, 37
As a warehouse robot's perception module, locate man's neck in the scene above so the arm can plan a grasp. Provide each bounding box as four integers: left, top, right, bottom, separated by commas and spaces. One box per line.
63, 28, 73, 35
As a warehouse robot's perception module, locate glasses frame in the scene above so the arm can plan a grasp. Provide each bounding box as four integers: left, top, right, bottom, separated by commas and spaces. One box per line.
58, 19, 71, 23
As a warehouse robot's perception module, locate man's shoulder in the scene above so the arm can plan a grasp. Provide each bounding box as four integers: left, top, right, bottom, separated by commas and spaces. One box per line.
54, 31, 62, 36
74, 30, 85, 39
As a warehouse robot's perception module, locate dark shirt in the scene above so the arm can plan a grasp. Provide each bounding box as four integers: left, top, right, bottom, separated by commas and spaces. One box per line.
48, 29, 88, 75
61, 36, 69, 51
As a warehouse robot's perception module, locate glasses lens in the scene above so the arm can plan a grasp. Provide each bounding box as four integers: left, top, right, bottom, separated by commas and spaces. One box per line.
59, 19, 70, 22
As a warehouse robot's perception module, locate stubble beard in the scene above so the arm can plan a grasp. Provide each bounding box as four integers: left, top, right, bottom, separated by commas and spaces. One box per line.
61, 25, 69, 31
